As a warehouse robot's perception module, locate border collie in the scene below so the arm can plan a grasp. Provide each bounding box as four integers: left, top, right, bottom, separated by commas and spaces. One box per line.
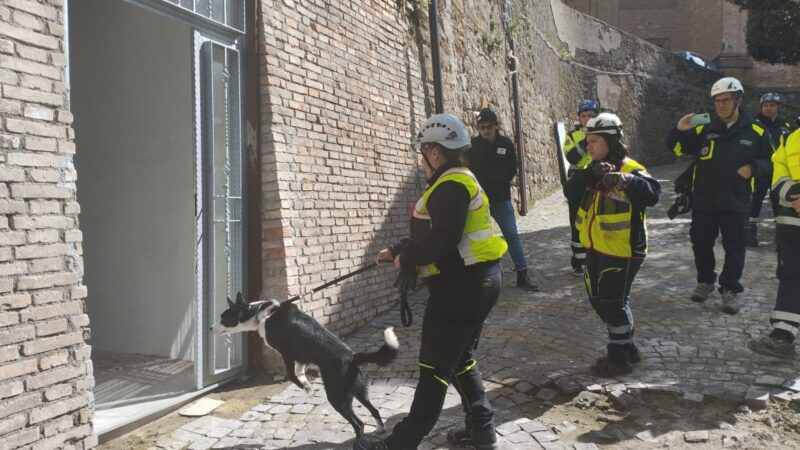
212, 293, 399, 438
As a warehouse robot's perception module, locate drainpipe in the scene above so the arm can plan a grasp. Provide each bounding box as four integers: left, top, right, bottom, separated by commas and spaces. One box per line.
507, 38, 528, 215
429, 0, 444, 114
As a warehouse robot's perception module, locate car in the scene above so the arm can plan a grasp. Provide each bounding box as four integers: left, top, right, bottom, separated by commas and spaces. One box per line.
673, 51, 719, 72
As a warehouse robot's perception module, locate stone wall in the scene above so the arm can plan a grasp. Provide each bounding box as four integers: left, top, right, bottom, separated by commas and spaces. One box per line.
0, 0, 95, 448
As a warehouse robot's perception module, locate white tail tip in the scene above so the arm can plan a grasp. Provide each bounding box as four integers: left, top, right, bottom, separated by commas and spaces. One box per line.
383, 327, 399, 349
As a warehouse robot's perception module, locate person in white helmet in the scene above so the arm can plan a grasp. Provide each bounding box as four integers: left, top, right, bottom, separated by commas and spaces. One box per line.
564, 112, 661, 377
666, 77, 772, 314
358, 114, 507, 450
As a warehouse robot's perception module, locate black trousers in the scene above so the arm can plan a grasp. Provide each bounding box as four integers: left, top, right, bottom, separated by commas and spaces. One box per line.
568, 196, 586, 270
690, 209, 748, 293
584, 251, 642, 358
387, 265, 501, 449
750, 166, 779, 218
769, 224, 800, 343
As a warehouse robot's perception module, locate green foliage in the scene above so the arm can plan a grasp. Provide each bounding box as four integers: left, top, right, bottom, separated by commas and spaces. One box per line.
729, 0, 800, 64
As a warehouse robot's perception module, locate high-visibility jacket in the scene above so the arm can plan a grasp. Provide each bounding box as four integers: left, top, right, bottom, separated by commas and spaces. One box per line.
772, 129, 800, 228
563, 128, 592, 172
754, 113, 793, 151
413, 168, 507, 277
574, 158, 660, 258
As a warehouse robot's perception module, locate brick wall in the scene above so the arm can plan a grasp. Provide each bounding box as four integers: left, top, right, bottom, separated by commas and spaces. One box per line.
0, 0, 95, 448
256, 0, 427, 339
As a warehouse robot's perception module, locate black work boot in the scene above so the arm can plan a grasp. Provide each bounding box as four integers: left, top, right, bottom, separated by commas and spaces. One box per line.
591, 344, 633, 377
745, 222, 758, 247
516, 269, 540, 292
448, 363, 498, 449
627, 343, 643, 364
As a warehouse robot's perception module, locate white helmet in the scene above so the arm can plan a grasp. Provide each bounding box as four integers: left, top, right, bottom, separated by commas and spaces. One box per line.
414, 113, 471, 150
710, 77, 744, 98
583, 112, 623, 136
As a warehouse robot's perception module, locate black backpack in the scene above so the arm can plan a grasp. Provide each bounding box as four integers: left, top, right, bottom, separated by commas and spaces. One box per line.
667, 162, 695, 220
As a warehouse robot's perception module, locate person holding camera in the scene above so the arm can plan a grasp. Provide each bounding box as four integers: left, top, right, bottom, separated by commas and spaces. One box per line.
666, 77, 772, 314
564, 113, 661, 377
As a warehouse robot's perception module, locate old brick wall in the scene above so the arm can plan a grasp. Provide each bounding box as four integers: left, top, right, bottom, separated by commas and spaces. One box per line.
0, 0, 95, 449
256, 0, 427, 342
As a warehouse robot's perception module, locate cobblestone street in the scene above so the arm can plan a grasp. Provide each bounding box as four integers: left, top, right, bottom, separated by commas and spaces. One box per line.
149, 162, 799, 450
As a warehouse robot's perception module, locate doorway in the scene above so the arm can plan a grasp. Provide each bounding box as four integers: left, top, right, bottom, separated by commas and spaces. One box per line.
68, 0, 246, 437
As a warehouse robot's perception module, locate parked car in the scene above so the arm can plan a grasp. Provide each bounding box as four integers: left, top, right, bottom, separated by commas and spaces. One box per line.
673, 51, 719, 72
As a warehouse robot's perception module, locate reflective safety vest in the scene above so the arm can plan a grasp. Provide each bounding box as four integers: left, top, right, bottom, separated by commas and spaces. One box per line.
412, 168, 508, 277
575, 158, 648, 258
563, 129, 592, 170
772, 129, 800, 227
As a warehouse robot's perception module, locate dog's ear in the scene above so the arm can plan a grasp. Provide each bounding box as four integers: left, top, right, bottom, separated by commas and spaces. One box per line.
236, 292, 246, 306
227, 297, 235, 309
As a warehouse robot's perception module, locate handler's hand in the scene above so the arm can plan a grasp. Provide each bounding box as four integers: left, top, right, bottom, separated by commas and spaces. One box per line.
736, 164, 753, 179
376, 248, 393, 265
676, 113, 694, 131
791, 194, 800, 214
394, 254, 402, 269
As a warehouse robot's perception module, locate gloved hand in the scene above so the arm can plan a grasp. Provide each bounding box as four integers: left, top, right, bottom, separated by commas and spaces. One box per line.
590, 161, 615, 181
393, 266, 417, 294
600, 172, 634, 190
785, 183, 800, 201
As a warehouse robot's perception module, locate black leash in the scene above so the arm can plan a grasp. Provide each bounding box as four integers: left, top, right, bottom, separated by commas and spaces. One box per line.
284, 262, 379, 304
399, 289, 412, 327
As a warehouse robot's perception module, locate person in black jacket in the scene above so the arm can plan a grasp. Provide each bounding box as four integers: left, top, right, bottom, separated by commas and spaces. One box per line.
748, 92, 793, 246
468, 108, 539, 291
666, 77, 772, 315
355, 114, 506, 450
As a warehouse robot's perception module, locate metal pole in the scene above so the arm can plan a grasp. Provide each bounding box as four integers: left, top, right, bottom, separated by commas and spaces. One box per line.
429, 0, 444, 114
508, 38, 528, 215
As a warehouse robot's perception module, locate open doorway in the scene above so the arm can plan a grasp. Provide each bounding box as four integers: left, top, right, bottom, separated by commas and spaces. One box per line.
68, 0, 246, 437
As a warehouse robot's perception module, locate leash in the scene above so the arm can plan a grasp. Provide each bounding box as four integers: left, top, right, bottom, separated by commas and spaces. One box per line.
399, 289, 412, 328
283, 262, 379, 304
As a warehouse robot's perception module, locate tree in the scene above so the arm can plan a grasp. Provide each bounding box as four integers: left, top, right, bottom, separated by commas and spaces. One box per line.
728, 0, 800, 64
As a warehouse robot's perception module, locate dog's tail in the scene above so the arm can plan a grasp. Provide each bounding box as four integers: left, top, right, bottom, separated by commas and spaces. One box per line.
352, 327, 399, 367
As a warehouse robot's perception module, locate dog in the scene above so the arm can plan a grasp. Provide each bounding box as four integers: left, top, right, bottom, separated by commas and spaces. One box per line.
212, 293, 399, 438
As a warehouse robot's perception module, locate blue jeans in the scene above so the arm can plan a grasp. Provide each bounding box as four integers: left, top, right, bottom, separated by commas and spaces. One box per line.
489, 200, 527, 272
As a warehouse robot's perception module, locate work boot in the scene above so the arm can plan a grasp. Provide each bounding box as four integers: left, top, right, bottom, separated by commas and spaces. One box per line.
627, 343, 643, 364
748, 336, 796, 360
591, 344, 633, 377
516, 269, 540, 292
445, 427, 498, 450
748, 335, 795, 359
721, 289, 740, 315
690, 282, 715, 303
745, 222, 758, 247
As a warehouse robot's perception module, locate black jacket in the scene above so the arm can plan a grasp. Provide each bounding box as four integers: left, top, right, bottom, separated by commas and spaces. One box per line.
666, 109, 772, 213
468, 133, 517, 204
753, 113, 792, 151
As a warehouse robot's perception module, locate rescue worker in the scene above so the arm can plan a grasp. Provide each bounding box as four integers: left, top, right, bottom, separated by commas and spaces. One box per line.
469, 108, 539, 291
666, 77, 772, 314
565, 113, 660, 376
355, 114, 507, 450
748, 128, 800, 359
562, 99, 599, 275
748, 92, 793, 246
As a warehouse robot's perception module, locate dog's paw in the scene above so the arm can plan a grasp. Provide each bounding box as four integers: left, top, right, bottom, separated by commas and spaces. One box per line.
302, 383, 314, 395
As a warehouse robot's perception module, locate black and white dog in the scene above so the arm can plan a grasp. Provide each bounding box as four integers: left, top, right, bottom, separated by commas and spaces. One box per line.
212, 293, 399, 438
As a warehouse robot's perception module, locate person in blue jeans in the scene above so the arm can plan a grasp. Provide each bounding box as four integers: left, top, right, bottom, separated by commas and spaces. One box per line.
469, 108, 539, 291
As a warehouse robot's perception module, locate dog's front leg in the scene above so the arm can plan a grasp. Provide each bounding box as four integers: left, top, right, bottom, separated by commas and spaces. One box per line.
282, 355, 313, 394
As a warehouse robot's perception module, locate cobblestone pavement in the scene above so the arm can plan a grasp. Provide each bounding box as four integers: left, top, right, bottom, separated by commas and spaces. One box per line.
153, 162, 799, 450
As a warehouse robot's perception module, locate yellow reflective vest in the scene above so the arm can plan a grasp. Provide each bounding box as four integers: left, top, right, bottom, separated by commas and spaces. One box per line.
412, 168, 508, 277
575, 158, 649, 258
563, 129, 593, 170
772, 129, 800, 227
